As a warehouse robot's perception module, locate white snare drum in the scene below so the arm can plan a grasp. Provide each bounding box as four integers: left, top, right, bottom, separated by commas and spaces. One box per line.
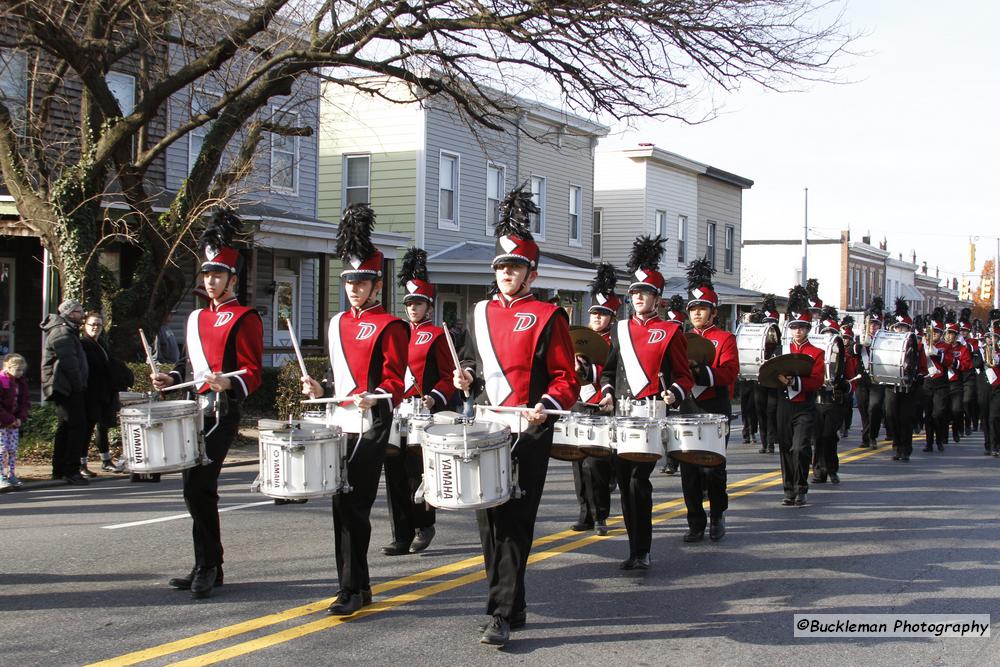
407, 414, 435, 449
618, 397, 667, 420
256, 423, 347, 499
808, 332, 846, 389
120, 400, 201, 473
328, 404, 373, 434
735, 322, 782, 380
551, 415, 586, 461
614, 417, 663, 463
575, 415, 613, 457
870, 330, 918, 386
421, 422, 512, 510
118, 391, 152, 407
387, 413, 405, 456
663, 414, 727, 467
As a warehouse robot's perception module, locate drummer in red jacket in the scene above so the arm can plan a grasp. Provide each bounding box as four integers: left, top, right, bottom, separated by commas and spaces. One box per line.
776, 286, 825, 507
680, 259, 738, 542
883, 298, 924, 462
922, 308, 954, 452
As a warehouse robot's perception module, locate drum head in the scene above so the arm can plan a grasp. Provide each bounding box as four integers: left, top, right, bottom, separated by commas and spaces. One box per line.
423, 422, 510, 449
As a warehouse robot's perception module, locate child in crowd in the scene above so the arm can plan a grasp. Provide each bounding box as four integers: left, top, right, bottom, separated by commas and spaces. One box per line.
0, 353, 31, 491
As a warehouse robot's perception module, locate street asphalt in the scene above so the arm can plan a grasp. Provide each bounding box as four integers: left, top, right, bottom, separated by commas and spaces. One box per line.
2, 414, 1000, 666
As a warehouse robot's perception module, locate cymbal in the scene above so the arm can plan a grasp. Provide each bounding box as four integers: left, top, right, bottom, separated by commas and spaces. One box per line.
685, 333, 716, 365
570, 326, 610, 364
758, 353, 814, 389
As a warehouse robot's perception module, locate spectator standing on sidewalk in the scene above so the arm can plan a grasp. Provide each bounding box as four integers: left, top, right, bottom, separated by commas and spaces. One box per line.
0, 353, 30, 491
41, 299, 90, 485
80, 312, 128, 475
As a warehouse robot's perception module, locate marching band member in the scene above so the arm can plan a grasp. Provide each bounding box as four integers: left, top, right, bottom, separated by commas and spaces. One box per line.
453, 187, 578, 647
980, 312, 1000, 456
776, 286, 825, 507
884, 298, 924, 462
922, 308, 952, 452
599, 236, 694, 567
840, 315, 859, 439
755, 295, 781, 455
661, 294, 687, 475
570, 263, 619, 536
681, 259, 737, 542
958, 309, 978, 437
301, 203, 409, 615
811, 306, 847, 483
151, 210, 264, 599
857, 296, 885, 449
740, 309, 762, 448
944, 310, 969, 443
380, 248, 455, 556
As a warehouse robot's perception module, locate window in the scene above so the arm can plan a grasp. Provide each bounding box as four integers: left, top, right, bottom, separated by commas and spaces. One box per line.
724, 225, 734, 273
486, 163, 505, 233
107, 71, 136, 156
569, 185, 582, 244
677, 215, 688, 263
0, 50, 27, 134
592, 209, 603, 258
344, 154, 370, 207
655, 210, 666, 238
706, 222, 717, 269
530, 176, 546, 237
189, 89, 222, 172
270, 108, 299, 193
439, 152, 459, 229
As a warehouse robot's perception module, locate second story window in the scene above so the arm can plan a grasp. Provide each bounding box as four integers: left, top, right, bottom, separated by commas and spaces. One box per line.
530, 175, 546, 237
189, 89, 222, 172
677, 214, 688, 264
270, 109, 299, 193
655, 210, 666, 238
592, 208, 603, 259
0, 50, 27, 135
344, 154, 370, 207
725, 225, 734, 273
439, 152, 459, 230
707, 221, 717, 269
569, 185, 582, 244
486, 162, 505, 233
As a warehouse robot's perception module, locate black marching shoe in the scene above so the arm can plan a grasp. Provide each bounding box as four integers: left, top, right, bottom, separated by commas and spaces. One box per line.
811, 475, 827, 484
767, 446, 775, 454
829, 472, 840, 484
478, 610, 526, 632
795, 492, 808, 507
683, 529, 705, 543
79, 466, 97, 478
570, 521, 595, 532
190, 567, 219, 599
709, 515, 726, 542
758, 445, 768, 454
170, 565, 225, 590
65, 473, 89, 486
480, 615, 510, 646
327, 589, 372, 616
994, 450, 1000, 458
619, 556, 638, 570
410, 526, 436, 553
634, 553, 650, 569
595, 520, 609, 536
781, 496, 796, 506
381, 541, 412, 556
923, 445, 933, 452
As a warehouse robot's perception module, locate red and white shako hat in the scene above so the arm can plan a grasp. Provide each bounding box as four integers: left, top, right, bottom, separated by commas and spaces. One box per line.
893, 297, 913, 329
819, 305, 840, 334
398, 247, 434, 304
806, 278, 823, 312
786, 284, 812, 327
337, 203, 384, 280
761, 294, 779, 323
686, 257, 718, 308
492, 185, 540, 270
627, 235, 667, 294
199, 208, 243, 274
589, 262, 622, 316
840, 314, 855, 339
944, 309, 960, 333
928, 307, 945, 333
664, 294, 687, 323
867, 295, 885, 324
959, 307, 972, 331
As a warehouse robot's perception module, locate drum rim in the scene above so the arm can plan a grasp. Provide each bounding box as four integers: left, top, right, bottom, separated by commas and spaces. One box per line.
575, 415, 612, 424
259, 429, 343, 443
120, 400, 200, 416
663, 414, 728, 424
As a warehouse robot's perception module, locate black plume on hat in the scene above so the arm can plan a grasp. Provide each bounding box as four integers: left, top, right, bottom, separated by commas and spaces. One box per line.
960, 307, 972, 323
945, 309, 957, 325
806, 278, 820, 300
990, 308, 1000, 322
495, 183, 536, 240
397, 247, 428, 287
627, 235, 666, 273
761, 293, 777, 312
821, 305, 839, 322
867, 295, 884, 318
932, 306, 946, 322
895, 297, 910, 318
686, 257, 715, 291
787, 285, 809, 316
198, 207, 242, 256
668, 294, 686, 313
336, 203, 377, 263
841, 314, 855, 327
590, 262, 618, 297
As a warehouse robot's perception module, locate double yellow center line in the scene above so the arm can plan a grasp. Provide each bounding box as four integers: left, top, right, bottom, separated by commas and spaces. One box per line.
90, 443, 887, 666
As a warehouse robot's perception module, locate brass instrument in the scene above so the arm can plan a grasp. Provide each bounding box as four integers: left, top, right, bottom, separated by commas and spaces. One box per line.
924, 322, 934, 354
986, 321, 997, 369
860, 312, 871, 347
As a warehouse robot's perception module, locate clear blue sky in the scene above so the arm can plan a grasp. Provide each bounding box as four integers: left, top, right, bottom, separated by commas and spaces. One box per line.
600, 0, 998, 284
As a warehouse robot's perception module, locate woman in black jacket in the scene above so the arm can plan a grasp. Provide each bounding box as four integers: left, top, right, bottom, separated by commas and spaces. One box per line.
80, 312, 127, 475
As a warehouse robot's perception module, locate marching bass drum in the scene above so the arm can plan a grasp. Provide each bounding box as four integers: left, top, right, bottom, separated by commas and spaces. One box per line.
735, 322, 782, 380
869, 329, 918, 386
807, 331, 846, 389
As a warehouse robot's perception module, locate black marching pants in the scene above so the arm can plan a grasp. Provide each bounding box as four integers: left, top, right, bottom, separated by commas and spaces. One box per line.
842, 390, 854, 432
384, 446, 435, 545
332, 433, 387, 594
614, 457, 656, 558
182, 407, 241, 569
740, 381, 758, 440
978, 374, 994, 452
813, 396, 842, 478
477, 425, 552, 619
777, 398, 816, 498
681, 394, 730, 530
885, 387, 916, 458
948, 379, 964, 440
754, 384, 779, 447
572, 456, 612, 524
857, 383, 885, 445
923, 378, 950, 447
963, 371, 978, 431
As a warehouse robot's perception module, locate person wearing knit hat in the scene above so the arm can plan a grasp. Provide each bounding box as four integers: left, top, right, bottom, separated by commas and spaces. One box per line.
679, 258, 738, 542
883, 298, 923, 462
150, 208, 264, 599
857, 295, 886, 449
599, 235, 694, 568
921, 307, 953, 452
299, 203, 409, 615
754, 294, 781, 454
40, 298, 88, 485
453, 186, 578, 647
775, 285, 825, 507
979, 308, 1000, 456
811, 305, 847, 484
378, 248, 456, 558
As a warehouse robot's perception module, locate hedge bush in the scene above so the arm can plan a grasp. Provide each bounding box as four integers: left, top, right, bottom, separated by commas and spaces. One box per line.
125, 362, 281, 419
276, 356, 328, 420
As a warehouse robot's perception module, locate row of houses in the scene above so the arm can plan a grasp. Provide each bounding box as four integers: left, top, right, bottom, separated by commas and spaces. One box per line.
0, 59, 755, 370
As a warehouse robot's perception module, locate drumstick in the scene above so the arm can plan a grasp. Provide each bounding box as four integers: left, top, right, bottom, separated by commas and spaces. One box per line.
302, 394, 395, 404
164, 369, 248, 392
138, 328, 158, 379
284, 317, 309, 379
442, 324, 470, 400
478, 404, 572, 416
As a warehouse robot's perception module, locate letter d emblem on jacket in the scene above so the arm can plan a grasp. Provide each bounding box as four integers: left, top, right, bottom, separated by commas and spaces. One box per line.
356, 323, 377, 340
415, 331, 434, 345
513, 313, 537, 332
648, 329, 666, 344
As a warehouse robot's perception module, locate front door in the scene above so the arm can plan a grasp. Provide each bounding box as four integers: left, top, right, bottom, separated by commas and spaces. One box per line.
0, 257, 14, 355
273, 271, 299, 347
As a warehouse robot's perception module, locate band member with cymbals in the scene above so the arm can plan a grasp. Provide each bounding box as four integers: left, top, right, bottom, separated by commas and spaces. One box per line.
570, 262, 619, 537
379, 247, 455, 557
811, 306, 848, 483
776, 285, 825, 507
922, 308, 952, 452
681, 258, 738, 542
300, 203, 409, 615
755, 294, 781, 455
857, 296, 885, 449
884, 298, 924, 462
151, 209, 263, 599
453, 186, 578, 647
944, 310, 969, 443
661, 293, 687, 475
979, 312, 1000, 456
840, 315, 859, 438
599, 236, 694, 567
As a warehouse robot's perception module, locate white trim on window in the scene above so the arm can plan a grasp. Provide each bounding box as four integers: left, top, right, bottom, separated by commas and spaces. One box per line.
438, 150, 460, 231
343, 153, 371, 209
592, 208, 603, 259
530, 175, 546, 240
486, 161, 505, 236
707, 221, 717, 269
655, 210, 667, 238
269, 107, 300, 195
568, 184, 582, 246
677, 214, 688, 264
188, 88, 223, 173
724, 224, 734, 273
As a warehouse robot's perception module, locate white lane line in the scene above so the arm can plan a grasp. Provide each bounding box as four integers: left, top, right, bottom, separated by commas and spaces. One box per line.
102, 500, 273, 530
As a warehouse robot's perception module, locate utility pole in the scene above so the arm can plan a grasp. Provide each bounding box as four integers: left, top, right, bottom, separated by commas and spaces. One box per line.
801, 187, 808, 284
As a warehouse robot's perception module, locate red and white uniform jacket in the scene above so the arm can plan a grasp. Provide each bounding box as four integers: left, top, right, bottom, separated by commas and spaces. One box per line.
171, 297, 263, 400
923, 340, 952, 381
461, 293, 579, 411
784, 339, 825, 403
578, 329, 611, 406
843, 347, 861, 392
948, 340, 973, 382
403, 319, 456, 411
689, 324, 739, 402
327, 303, 408, 407
984, 337, 1000, 388
600, 313, 694, 404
